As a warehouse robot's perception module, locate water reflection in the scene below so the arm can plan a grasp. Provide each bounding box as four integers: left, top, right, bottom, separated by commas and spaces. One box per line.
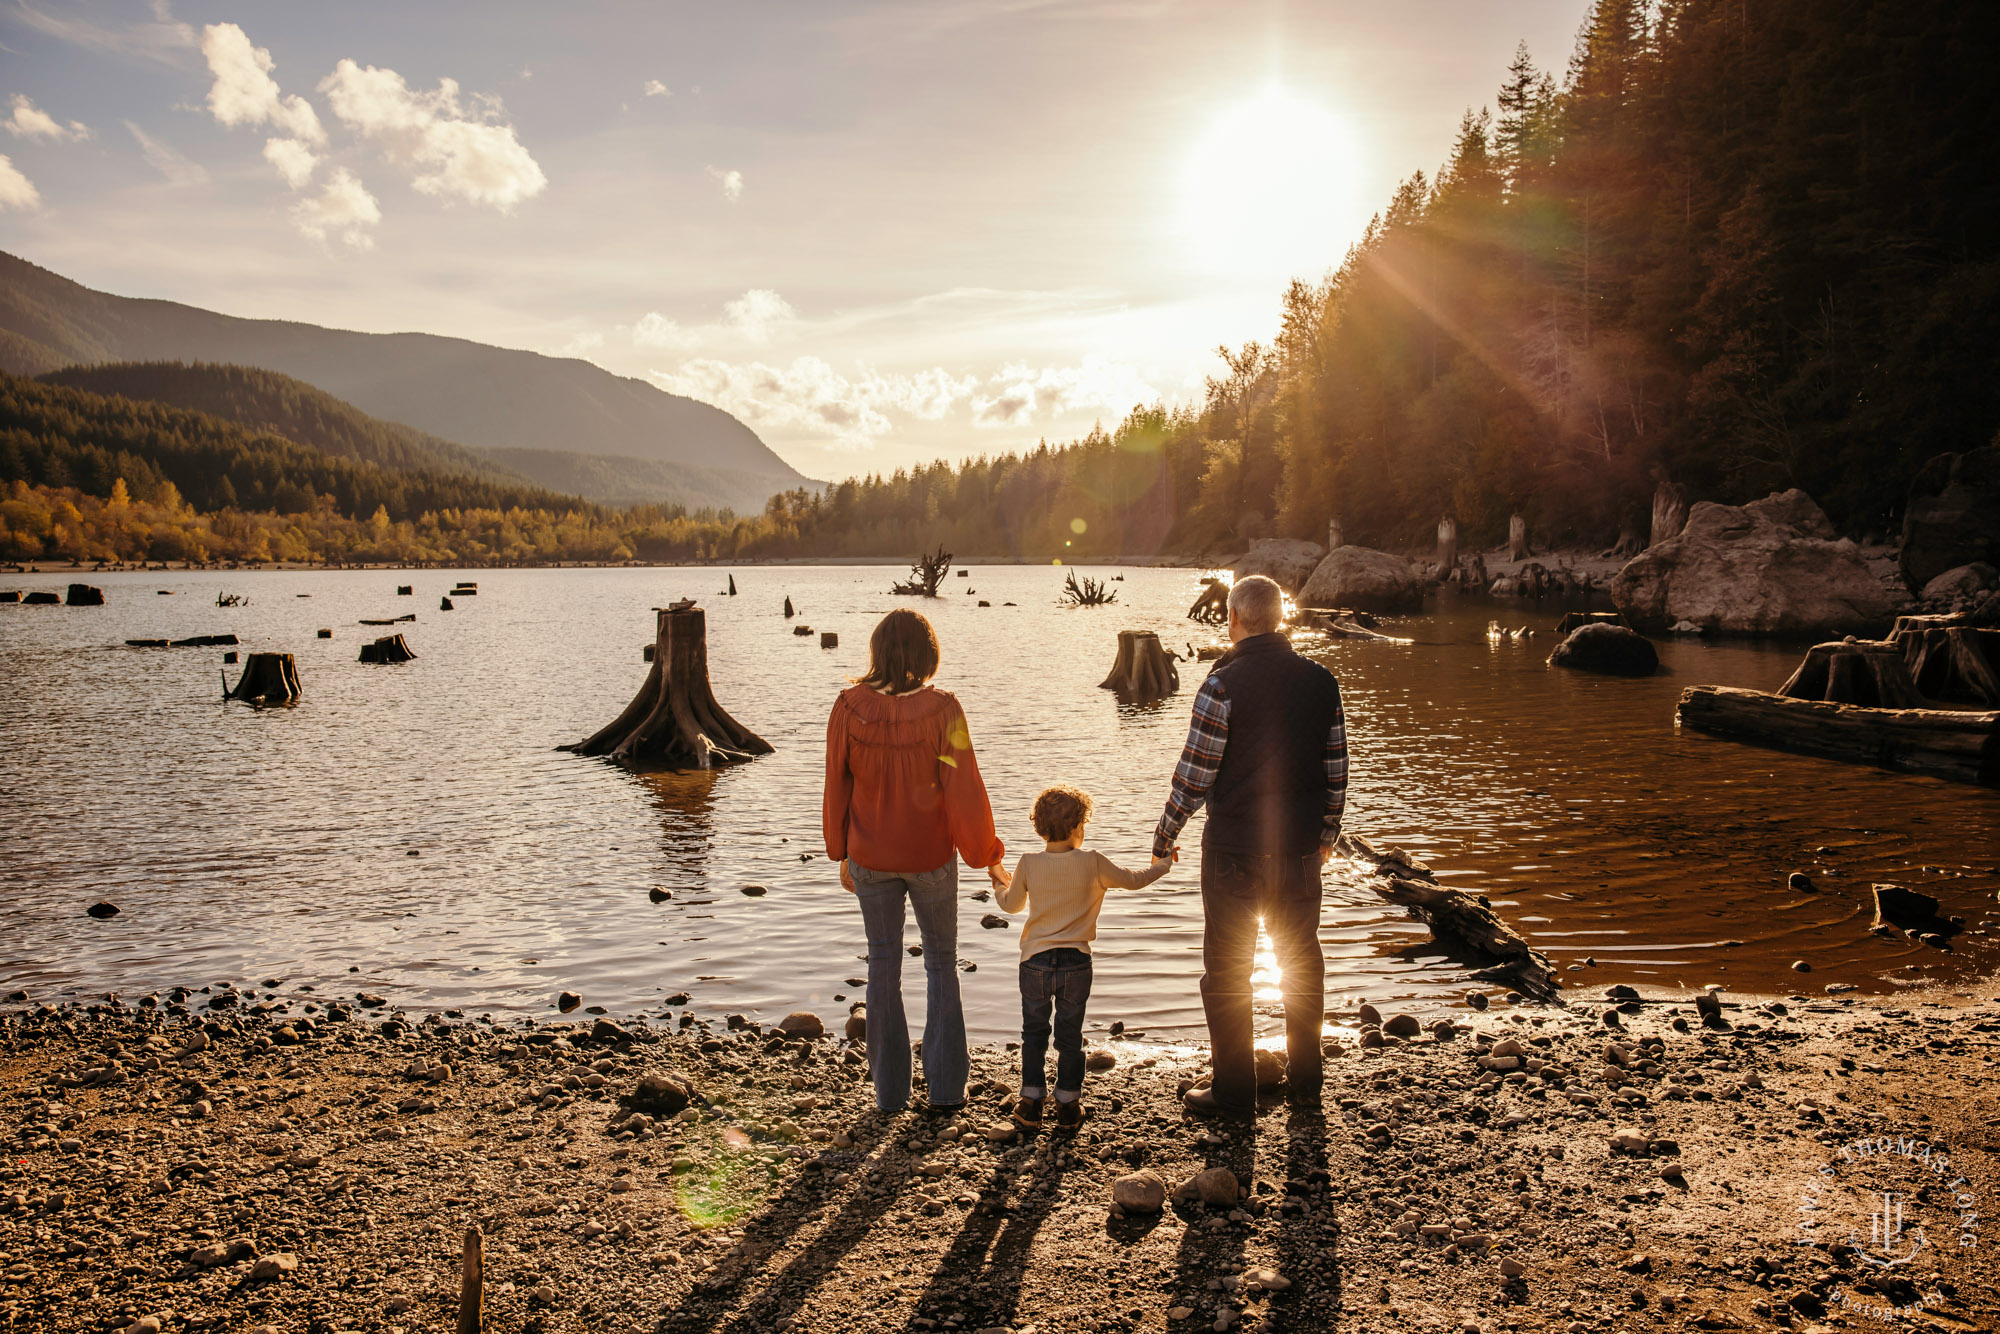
643, 769, 720, 886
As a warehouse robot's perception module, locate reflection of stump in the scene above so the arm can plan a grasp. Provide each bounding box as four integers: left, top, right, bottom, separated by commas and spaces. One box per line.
1187, 579, 1229, 625
1778, 641, 1922, 708
227, 652, 300, 704
1099, 630, 1179, 698
562, 604, 772, 769
359, 634, 417, 664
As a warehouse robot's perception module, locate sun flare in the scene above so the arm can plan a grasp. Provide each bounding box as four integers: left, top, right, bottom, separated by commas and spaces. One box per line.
1179, 85, 1364, 278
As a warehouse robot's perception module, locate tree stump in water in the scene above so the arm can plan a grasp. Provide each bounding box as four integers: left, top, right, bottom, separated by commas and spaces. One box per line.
1778, 641, 1923, 708
783, 596, 795, 619
359, 634, 417, 664
227, 652, 300, 704
890, 545, 952, 597
1891, 616, 2000, 706
562, 604, 772, 769
1187, 578, 1229, 625
728, 575, 737, 596
66, 583, 104, 606
1099, 630, 1179, 699
1508, 513, 1528, 562
397, 585, 413, 596
440, 596, 454, 611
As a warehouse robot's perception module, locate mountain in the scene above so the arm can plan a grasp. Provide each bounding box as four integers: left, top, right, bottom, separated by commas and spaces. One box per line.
0, 369, 585, 521
39, 361, 535, 487
0, 250, 809, 513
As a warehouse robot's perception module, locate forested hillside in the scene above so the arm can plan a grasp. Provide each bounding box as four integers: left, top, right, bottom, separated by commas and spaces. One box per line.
39, 362, 532, 485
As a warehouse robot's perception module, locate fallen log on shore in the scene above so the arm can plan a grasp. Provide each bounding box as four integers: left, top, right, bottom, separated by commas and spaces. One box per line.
1338, 833, 1563, 1002
1677, 685, 1999, 786
561, 603, 772, 770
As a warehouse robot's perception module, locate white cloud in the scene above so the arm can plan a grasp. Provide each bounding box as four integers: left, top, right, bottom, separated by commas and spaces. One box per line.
262, 136, 319, 189
724, 288, 797, 342
632, 312, 695, 350
972, 356, 1161, 427
291, 167, 380, 248
200, 23, 324, 144
643, 79, 671, 98
320, 60, 546, 211
0, 154, 39, 210
707, 165, 743, 203
5, 95, 89, 142
650, 358, 977, 448
124, 120, 208, 185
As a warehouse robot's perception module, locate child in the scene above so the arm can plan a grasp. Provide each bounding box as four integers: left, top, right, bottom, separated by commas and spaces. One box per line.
995, 785, 1173, 1132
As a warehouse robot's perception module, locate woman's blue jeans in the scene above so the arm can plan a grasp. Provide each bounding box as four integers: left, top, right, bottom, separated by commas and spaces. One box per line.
849, 859, 967, 1112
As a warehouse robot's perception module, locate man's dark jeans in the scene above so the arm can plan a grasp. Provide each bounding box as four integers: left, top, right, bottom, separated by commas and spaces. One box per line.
1200, 849, 1325, 1109
1019, 946, 1092, 1097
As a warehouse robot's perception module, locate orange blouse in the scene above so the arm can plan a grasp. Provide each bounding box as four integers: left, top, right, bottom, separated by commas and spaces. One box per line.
822, 683, 1004, 874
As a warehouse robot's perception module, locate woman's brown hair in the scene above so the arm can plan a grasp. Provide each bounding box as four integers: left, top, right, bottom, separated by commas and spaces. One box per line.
854, 608, 940, 694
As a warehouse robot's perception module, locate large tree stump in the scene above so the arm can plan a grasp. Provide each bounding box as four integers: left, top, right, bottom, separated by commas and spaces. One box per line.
1508, 513, 1528, 562
1099, 630, 1179, 699
1435, 517, 1458, 578
1777, 641, 1923, 708
1339, 834, 1562, 1001
1892, 619, 2000, 706
227, 652, 300, 704
1650, 481, 1688, 548
562, 603, 772, 769
359, 634, 417, 664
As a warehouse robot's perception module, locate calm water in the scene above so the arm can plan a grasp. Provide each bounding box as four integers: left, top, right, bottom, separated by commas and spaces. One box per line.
2, 565, 1996, 1040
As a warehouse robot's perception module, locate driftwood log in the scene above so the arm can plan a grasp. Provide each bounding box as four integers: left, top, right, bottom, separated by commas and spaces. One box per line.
1187, 578, 1229, 625
1339, 833, 1562, 1002
1677, 685, 1999, 786
1295, 608, 1405, 643
562, 603, 772, 769
226, 652, 300, 704
359, 634, 417, 664
1777, 641, 1923, 708
457, 1226, 483, 1334
1099, 630, 1179, 699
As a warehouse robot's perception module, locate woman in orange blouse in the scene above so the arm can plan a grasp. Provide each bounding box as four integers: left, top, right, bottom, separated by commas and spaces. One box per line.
823, 609, 1008, 1113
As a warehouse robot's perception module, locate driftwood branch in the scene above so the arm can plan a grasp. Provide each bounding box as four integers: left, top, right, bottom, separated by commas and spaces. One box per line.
890, 545, 952, 597
1061, 572, 1117, 606
1338, 833, 1563, 1002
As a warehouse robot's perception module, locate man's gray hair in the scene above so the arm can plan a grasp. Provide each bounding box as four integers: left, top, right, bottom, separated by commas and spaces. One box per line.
1228, 575, 1285, 635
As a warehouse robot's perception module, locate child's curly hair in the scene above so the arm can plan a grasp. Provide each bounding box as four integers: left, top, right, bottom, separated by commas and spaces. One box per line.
1031, 785, 1093, 842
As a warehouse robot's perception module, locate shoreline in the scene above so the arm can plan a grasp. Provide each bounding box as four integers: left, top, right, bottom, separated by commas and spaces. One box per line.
6, 979, 1996, 1334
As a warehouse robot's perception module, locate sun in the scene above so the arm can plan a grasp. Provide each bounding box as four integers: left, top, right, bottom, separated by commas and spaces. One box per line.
1178, 85, 1364, 278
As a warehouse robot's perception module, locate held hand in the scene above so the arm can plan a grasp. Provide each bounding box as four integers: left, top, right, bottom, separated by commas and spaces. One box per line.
839, 859, 856, 894
987, 862, 1012, 891
1151, 844, 1180, 867
1318, 843, 1336, 868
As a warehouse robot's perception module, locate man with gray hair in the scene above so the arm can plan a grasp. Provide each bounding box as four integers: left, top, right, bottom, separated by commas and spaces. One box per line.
1152, 573, 1347, 1116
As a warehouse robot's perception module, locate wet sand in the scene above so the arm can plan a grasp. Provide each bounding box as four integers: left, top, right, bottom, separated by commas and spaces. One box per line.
5, 981, 1997, 1334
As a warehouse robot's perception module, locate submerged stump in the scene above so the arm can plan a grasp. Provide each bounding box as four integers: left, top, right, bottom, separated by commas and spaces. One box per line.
562, 603, 772, 770
359, 634, 417, 664
1099, 630, 1179, 699
227, 652, 300, 704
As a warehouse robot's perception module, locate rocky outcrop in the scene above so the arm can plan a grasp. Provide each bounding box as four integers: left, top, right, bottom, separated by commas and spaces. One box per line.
1610, 489, 1902, 636
1298, 546, 1424, 614
1548, 623, 1659, 676
1901, 446, 2000, 592
1232, 538, 1326, 594
1920, 562, 1999, 606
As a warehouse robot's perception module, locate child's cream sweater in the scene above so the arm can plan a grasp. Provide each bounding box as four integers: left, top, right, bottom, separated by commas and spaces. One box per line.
994, 848, 1169, 960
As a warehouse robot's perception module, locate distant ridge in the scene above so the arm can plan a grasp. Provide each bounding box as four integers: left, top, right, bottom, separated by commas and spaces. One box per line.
0, 250, 810, 513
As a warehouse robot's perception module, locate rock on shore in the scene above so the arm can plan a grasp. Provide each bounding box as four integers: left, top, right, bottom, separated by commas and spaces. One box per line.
1232, 539, 1327, 596
1611, 489, 1905, 635
1298, 546, 1425, 614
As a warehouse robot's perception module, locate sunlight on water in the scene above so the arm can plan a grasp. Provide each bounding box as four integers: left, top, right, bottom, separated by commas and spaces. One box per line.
2, 565, 1995, 1042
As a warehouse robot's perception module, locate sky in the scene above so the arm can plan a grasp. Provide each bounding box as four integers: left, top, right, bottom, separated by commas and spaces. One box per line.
0, 0, 1588, 483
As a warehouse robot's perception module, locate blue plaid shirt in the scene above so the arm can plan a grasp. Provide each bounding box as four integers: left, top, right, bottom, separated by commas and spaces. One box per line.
1152, 670, 1348, 859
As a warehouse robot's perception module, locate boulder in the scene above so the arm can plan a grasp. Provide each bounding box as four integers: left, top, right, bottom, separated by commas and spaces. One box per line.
1298, 546, 1424, 614
1232, 538, 1326, 595
627, 1072, 695, 1117
1901, 446, 2000, 592
1610, 489, 1902, 635
1253, 1048, 1286, 1087
1920, 562, 1998, 603
776, 1011, 825, 1040
1547, 623, 1659, 676
1178, 1166, 1240, 1208
1112, 1169, 1167, 1213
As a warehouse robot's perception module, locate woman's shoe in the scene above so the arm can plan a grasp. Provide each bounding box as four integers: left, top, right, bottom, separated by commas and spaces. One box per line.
922, 1101, 964, 1117
1053, 1098, 1086, 1132
1011, 1097, 1045, 1132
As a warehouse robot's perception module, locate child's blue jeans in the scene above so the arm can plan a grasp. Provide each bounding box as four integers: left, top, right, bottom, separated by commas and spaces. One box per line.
1019, 946, 1092, 1100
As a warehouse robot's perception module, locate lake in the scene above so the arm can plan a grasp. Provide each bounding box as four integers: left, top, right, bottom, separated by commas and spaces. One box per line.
2, 564, 1995, 1041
